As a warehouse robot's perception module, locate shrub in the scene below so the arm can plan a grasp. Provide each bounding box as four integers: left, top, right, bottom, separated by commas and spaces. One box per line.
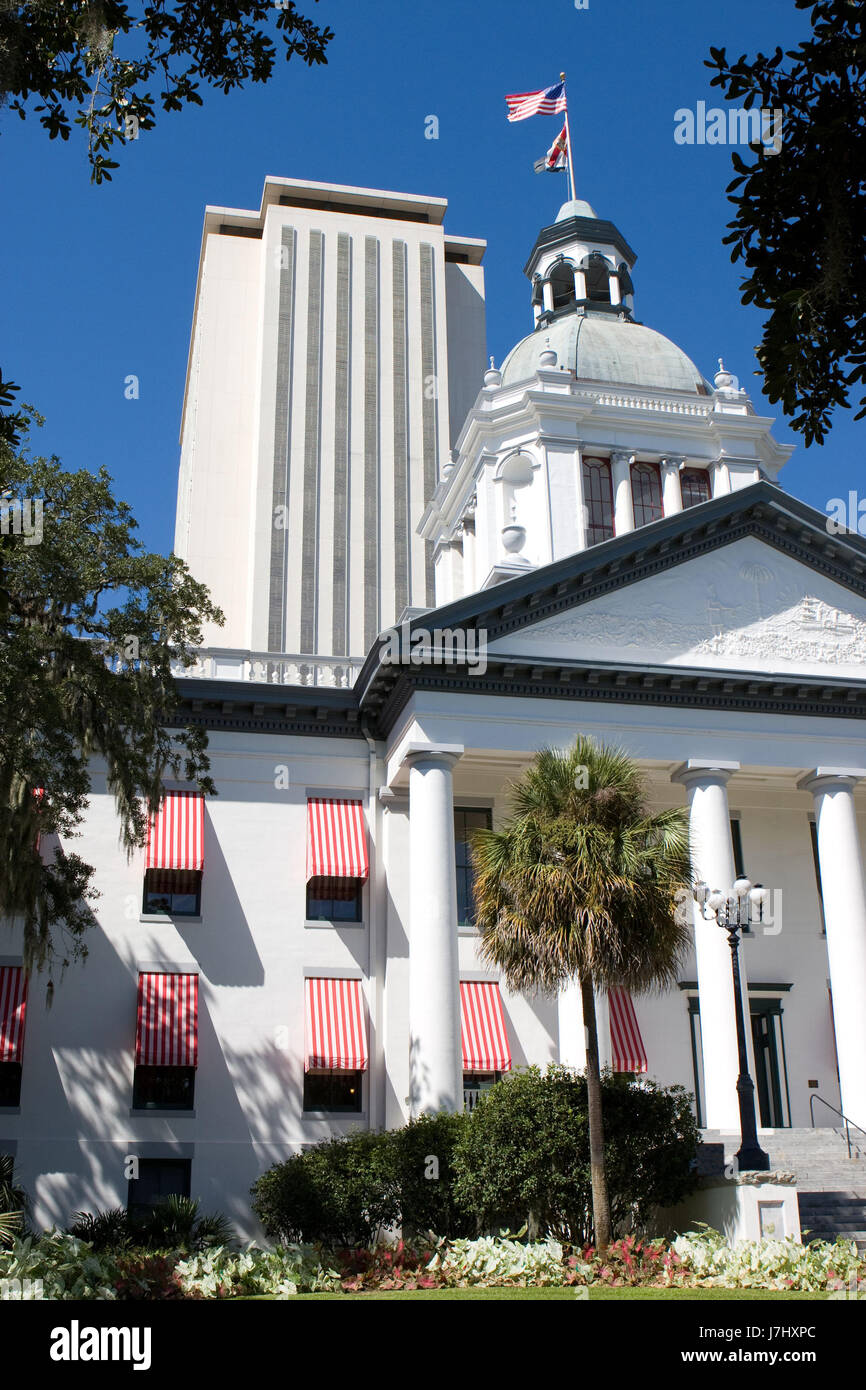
0, 1153, 28, 1247
113, 1252, 186, 1300
251, 1131, 400, 1248
0, 1232, 120, 1299
429, 1231, 571, 1287
388, 1112, 474, 1238
67, 1197, 235, 1254
176, 1245, 342, 1298
68, 1208, 133, 1253
453, 1065, 700, 1245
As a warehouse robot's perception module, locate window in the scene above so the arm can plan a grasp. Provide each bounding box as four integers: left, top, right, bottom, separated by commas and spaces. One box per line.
630, 462, 663, 526
730, 818, 750, 931
809, 818, 826, 935
582, 457, 615, 545
303, 1069, 363, 1113
455, 808, 492, 926
549, 261, 575, 311
463, 1070, 501, 1112
127, 1158, 191, 1218
0, 1062, 22, 1107
306, 877, 363, 922
132, 1065, 195, 1111
680, 467, 711, 509
142, 868, 201, 916
584, 254, 611, 304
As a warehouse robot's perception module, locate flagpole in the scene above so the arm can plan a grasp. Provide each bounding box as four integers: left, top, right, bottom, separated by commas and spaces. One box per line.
560, 70, 577, 203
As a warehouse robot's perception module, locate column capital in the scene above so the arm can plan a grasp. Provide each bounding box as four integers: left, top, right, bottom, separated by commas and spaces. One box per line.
797, 767, 866, 794
671, 759, 740, 788
610, 450, 635, 469
402, 742, 464, 772
660, 455, 686, 469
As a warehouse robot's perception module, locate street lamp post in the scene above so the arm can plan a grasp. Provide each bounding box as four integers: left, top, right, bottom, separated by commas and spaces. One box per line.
694, 875, 771, 1172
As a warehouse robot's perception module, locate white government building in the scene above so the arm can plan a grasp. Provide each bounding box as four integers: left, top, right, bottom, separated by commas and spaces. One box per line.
4, 177, 866, 1241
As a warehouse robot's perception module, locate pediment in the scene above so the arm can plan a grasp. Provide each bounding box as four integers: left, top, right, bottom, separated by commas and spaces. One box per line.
485, 536, 866, 680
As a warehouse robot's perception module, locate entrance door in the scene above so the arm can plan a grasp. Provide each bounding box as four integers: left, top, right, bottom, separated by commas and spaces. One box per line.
750, 1003, 788, 1128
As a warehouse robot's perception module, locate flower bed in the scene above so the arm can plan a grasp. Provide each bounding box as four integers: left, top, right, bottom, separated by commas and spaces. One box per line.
1, 1226, 863, 1298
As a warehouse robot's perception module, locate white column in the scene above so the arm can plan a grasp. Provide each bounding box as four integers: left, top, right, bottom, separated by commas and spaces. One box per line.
661, 457, 684, 515
798, 768, 866, 1130
407, 744, 463, 1116
610, 451, 634, 536
608, 271, 621, 306
595, 990, 613, 1069
711, 457, 732, 496
542, 279, 554, 314
574, 268, 587, 300
558, 977, 587, 1069
673, 760, 750, 1131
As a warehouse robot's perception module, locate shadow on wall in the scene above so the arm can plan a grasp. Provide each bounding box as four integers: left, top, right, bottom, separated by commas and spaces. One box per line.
177, 817, 263, 988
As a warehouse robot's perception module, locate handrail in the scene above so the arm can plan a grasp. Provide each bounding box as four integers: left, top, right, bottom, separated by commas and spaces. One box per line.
809, 1094, 866, 1160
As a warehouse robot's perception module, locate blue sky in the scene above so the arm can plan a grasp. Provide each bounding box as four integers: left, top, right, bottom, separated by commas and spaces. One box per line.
1, 0, 853, 562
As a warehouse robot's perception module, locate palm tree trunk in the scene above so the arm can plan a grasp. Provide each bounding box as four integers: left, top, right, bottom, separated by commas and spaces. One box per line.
580, 974, 612, 1252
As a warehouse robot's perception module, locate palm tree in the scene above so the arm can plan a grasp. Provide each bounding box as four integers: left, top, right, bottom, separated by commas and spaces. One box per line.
0, 1152, 27, 1246
470, 737, 692, 1251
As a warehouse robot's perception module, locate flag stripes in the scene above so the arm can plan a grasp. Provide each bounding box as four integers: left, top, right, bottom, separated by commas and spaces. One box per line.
304, 977, 368, 1071
505, 81, 566, 122
135, 972, 199, 1068
306, 798, 369, 883
460, 981, 512, 1072
145, 791, 205, 872
609, 987, 648, 1073
0, 967, 27, 1064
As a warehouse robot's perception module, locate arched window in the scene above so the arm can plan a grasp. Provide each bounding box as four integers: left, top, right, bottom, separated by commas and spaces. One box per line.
582, 457, 614, 545
549, 261, 575, 311
631, 462, 663, 526
584, 254, 611, 304
680, 467, 711, 509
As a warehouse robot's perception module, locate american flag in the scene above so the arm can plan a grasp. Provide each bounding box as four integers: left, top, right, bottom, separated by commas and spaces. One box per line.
505, 81, 567, 123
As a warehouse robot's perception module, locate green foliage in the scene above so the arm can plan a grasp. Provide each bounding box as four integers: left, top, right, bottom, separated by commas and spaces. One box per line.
0, 1231, 120, 1299
176, 1244, 342, 1297
251, 1131, 400, 1249
0, 1, 334, 183
0, 1153, 28, 1247
706, 0, 866, 444
388, 1112, 475, 1239
671, 1225, 865, 1292
470, 737, 692, 996
0, 423, 223, 973
113, 1252, 185, 1299
67, 1197, 234, 1253
453, 1066, 700, 1246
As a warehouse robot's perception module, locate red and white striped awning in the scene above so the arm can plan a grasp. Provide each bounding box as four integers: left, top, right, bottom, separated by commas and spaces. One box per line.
304, 977, 368, 1072
0, 967, 27, 1064
146, 791, 204, 872
460, 981, 512, 1073
306, 798, 369, 884
135, 972, 199, 1068
609, 987, 648, 1073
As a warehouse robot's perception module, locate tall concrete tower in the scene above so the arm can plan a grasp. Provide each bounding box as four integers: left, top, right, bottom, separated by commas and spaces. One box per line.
175, 177, 486, 663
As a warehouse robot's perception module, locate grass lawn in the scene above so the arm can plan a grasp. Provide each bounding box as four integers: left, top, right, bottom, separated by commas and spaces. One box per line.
240, 1287, 831, 1301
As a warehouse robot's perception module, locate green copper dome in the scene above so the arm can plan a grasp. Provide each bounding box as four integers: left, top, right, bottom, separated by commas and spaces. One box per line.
500, 311, 709, 395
